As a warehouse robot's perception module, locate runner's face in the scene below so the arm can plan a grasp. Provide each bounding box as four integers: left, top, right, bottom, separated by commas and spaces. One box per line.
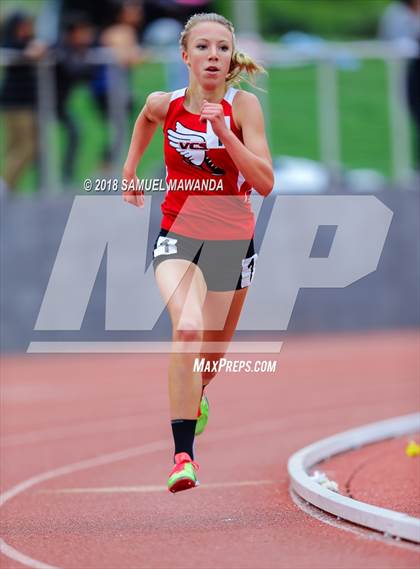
183, 22, 233, 88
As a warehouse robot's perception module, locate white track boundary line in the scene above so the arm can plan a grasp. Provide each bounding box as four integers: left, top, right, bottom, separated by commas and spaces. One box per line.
289, 488, 419, 552
287, 412, 420, 543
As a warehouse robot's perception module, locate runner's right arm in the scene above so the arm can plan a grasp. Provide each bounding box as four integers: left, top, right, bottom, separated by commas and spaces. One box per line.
123, 91, 171, 207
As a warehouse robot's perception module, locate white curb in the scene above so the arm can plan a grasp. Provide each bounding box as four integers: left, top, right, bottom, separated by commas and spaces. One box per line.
288, 413, 420, 543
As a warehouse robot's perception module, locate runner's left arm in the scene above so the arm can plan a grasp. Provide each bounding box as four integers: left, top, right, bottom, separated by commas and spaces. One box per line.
200, 92, 273, 196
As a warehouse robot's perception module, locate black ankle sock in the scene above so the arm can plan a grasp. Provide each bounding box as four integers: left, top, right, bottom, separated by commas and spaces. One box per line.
171, 419, 197, 460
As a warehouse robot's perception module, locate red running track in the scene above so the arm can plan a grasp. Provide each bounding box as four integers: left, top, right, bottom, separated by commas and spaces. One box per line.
1, 330, 419, 569
313, 434, 420, 518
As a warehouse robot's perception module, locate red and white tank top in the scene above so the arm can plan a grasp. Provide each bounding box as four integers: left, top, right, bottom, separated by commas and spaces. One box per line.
161, 86, 255, 240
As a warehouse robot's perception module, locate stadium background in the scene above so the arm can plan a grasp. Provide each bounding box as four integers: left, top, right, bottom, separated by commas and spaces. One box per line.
0, 0, 418, 351
0, 2, 419, 567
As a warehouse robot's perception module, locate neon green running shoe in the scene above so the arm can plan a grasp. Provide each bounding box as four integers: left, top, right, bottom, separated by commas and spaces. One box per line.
167, 452, 200, 493
195, 394, 209, 436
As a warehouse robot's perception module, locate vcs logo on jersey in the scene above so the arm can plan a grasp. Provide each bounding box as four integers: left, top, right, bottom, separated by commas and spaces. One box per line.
167, 121, 226, 176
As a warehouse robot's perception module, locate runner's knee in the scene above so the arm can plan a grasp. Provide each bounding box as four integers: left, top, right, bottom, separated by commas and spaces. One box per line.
173, 319, 203, 343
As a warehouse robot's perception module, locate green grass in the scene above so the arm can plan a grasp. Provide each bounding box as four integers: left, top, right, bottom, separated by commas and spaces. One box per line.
338, 59, 392, 175
268, 65, 320, 161
267, 59, 395, 177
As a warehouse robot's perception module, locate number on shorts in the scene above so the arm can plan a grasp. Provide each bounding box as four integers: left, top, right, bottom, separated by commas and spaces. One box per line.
154, 236, 178, 257
241, 253, 258, 288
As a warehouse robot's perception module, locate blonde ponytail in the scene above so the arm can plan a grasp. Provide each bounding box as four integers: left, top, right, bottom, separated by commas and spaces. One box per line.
226, 50, 266, 87
180, 12, 266, 88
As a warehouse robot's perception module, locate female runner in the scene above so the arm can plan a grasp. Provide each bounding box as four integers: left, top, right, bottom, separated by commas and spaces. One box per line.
122, 12, 273, 493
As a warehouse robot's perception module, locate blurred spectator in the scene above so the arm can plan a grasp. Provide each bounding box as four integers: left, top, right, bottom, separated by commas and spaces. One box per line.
0, 12, 46, 192
61, 0, 115, 32
37, 0, 61, 45
143, 0, 213, 25
407, 39, 420, 165
54, 12, 95, 185
378, 0, 420, 41
100, 0, 145, 62
170, 0, 214, 22
91, 0, 147, 171
379, 0, 420, 168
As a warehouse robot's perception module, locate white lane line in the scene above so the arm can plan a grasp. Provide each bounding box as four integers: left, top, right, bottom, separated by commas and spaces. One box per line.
27, 341, 283, 354
4, 409, 393, 569
0, 439, 170, 508
0, 540, 58, 569
40, 480, 277, 494
1, 413, 151, 447
0, 419, 287, 569
0, 439, 169, 569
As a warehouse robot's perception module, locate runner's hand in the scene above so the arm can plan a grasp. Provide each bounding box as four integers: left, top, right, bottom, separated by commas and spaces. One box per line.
122, 170, 144, 208
200, 100, 229, 140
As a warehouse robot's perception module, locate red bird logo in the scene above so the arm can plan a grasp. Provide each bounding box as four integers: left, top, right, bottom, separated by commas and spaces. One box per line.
167, 122, 225, 176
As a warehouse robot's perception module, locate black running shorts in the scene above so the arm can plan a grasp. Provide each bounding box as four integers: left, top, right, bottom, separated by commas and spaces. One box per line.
152, 229, 258, 291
